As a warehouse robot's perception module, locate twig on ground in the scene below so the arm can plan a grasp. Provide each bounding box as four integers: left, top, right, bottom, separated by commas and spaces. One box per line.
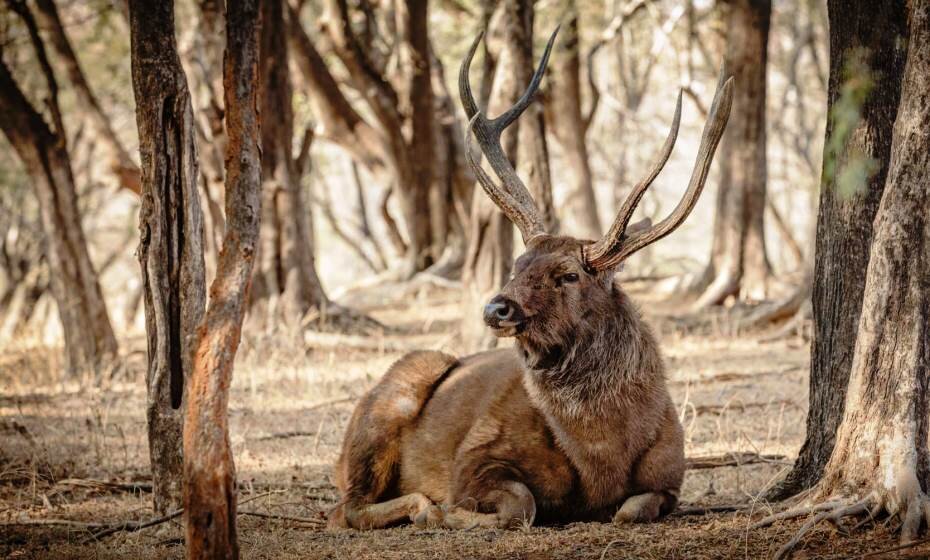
671, 503, 752, 517
238, 510, 325, 524
686, 452, 789, 470
80, 490, 282, 543
55, 478, 152, 493
693, 399, 800, 415
750, 500, 846, 529
773, 498, 872, 560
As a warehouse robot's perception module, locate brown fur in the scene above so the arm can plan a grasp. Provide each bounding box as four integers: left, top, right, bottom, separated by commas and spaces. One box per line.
329, 235, 684, 530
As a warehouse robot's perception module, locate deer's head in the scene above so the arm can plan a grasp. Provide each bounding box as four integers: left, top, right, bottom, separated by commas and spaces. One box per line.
460, 28, 733, 359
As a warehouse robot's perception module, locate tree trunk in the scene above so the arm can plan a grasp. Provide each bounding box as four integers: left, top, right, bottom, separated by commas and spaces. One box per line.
513, 0, 555, 233
0, 44, 117, 379
32, 0, 142, 195
184, 0, 261, 557
393, 0, 436, 275
693, 0, 772, 308
547, 0, 600, 239
768, 0, 909, 500
812, 3, 930, 541
128, 0, 207, 515
254, 0, 328, 324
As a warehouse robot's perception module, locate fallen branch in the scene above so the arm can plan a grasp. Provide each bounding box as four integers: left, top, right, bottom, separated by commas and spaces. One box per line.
693, 399, 800, 415
55, 478, 153, 493
671, 503, 752, 517
81, 490, 281, 543
686, 452, 789, 470
238, 510, 325, 524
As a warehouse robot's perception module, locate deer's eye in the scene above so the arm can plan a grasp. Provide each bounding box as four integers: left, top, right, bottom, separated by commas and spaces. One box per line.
560, 273, 580, 284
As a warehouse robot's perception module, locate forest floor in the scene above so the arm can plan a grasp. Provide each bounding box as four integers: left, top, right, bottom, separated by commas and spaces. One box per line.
0, 282, 924, 559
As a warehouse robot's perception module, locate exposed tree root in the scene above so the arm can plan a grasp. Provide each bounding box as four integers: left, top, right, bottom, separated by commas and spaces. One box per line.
760, 489, 930, 560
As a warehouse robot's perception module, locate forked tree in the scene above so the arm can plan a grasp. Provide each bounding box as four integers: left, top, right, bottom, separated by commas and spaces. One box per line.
184, 0, 261, 557
0, 0, 118, 377
761, 2, 930, 557
128, 0, 207, 514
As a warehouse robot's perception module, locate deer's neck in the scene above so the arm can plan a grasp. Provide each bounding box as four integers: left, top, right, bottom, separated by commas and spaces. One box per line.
519, 287, 668, 507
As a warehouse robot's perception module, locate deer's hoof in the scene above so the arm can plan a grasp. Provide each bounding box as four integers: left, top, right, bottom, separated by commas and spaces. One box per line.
414, 504, 445, 528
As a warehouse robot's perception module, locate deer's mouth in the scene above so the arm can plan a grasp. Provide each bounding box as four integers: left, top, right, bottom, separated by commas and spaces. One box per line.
489, 319, 526, 338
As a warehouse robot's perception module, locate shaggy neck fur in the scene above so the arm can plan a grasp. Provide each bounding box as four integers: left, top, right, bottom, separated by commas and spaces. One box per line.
519, 284, 669, 507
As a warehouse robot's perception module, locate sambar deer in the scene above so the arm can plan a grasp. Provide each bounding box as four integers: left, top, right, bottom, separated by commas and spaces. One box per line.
328, 28, 733, 530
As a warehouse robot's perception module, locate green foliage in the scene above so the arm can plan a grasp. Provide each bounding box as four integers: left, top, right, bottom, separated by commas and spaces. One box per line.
822, 47, 878, 198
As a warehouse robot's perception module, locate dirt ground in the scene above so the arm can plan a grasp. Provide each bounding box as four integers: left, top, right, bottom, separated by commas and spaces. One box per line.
0, 284, 925, 559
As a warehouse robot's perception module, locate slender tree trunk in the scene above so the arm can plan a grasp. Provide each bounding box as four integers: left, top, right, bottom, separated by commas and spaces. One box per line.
128, 0, 207, 515
184, 0, 261, 557
811, 4, 930, 541
0, 40, 117, 379
255, 0, 328, 323
461, 0, 524, 351
548, 0, 600, 239
693, 0, 772, 308
513, 0, 555, 233
768, 0, 909, 500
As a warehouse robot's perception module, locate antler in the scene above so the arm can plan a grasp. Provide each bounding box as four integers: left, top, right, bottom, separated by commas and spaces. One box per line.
584, 70, 735, 271
459, 27, 560, 245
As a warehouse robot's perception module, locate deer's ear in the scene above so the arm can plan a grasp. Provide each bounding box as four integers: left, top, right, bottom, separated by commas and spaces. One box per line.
624, 218, 653, 236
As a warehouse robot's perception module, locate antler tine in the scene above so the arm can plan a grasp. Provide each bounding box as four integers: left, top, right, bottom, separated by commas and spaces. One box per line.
584, 69, 735, 271
585, 90, 683, 267
459, 27, 560, 244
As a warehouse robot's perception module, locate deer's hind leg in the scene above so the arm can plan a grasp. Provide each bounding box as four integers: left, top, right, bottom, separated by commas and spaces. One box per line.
416, 470, 537, 530
328, 351, 458, 530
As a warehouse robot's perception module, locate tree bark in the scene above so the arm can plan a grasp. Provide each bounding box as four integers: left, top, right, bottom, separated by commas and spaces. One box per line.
693, 0, 772, 308
32, 0, 142, 195
128, 0, 207, 515
547, 0, 600, 239
811, 3, 930, 541
0, 9, 117, 378
254, 0, 328, 323
768, 0, 909, 500
184, 0, 261, 557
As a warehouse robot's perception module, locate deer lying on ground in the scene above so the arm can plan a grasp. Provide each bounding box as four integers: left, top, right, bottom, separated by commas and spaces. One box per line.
328, 28, 733, 530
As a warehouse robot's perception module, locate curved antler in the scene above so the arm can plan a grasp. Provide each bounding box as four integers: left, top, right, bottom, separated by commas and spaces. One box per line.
459, 27, 560, 245
584, 69, 735, 271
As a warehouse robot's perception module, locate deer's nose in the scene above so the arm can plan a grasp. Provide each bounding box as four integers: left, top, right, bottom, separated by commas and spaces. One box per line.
483, 295, 525, 330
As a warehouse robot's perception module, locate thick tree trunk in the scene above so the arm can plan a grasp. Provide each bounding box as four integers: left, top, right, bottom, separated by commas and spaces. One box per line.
812, 4, 930, 541
460, 0, 525, 351
33, 0, 142, 195
693, 0, 772, 308
547, 0, 600, 239
184, 0, 261, 557
255, 0, 328, 323
768, 0, 909, 500
128, 0, 207, 515
0, 48, 117, 379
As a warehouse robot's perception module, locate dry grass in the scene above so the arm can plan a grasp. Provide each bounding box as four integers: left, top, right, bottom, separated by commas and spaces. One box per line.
1, 285, 924, 560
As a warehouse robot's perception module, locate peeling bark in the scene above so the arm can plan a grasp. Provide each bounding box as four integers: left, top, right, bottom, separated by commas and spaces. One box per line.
184, 0, 261, 557
128, 0, 206, 515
